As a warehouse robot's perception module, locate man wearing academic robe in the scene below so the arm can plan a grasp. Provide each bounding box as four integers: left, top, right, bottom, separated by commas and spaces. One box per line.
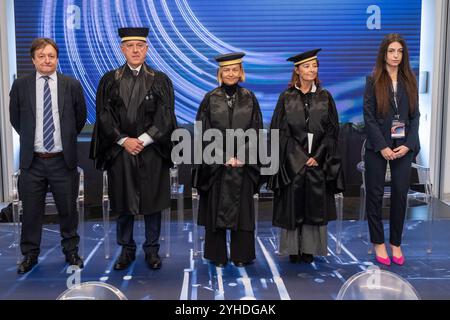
90, 27, 177, 270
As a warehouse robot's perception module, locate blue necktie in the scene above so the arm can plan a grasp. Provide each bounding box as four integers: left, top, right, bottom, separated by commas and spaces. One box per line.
42, 76, 55, 152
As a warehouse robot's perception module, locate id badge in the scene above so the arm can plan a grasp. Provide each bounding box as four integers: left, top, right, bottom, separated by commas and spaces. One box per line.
391, 119, 405, 139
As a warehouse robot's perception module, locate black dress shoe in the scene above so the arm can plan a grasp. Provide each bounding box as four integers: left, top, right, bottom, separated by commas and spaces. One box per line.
233, 261, 253, 267
289, 255, 300, 263
113, 250, 136, 270
145, 253, 162, 270
17, 256, 38, 274
65, 253, 84, 269
301, 253, 314, 264
214, 261, 226, 268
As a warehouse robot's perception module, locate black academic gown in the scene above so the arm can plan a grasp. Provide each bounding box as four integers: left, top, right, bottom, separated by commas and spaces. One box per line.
268, 85, 344, 230
192, 85, 263, 232
90, 63, 177, 215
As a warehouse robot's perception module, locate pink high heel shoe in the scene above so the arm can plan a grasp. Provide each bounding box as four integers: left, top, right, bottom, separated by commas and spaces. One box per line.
375, 255, 391, 266
392, 255, 405, 266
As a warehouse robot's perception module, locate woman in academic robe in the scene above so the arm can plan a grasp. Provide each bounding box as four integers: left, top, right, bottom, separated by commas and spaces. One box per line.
192, 52, 263, 267
268, 49, 344, 264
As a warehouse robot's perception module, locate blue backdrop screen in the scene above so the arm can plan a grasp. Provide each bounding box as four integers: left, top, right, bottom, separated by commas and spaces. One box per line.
14, 0, 422, 125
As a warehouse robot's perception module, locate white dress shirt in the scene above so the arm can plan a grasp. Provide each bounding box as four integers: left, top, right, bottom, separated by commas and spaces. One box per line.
34, 71, 63, 152
117, 64, 154, 148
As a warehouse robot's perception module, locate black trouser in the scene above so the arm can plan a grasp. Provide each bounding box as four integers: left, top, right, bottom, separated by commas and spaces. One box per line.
116, 212, 161, 255
19, 156, 80, 257
204, 229, 255, 264
365, 149, 414, 246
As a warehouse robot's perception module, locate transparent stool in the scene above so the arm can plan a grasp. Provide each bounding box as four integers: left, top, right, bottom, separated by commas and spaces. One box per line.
102, 166, 183, 259
256, 184, 279, 253
12, 167, 85, 263
57, 281, 127, 300
191, 187, 261, 257
191, 188, 202, 257
170, 164, 185, 233
160, 165, 185, 258
256, 184, 274, 239
190, 185, 343, 256
337, 266, 420, 300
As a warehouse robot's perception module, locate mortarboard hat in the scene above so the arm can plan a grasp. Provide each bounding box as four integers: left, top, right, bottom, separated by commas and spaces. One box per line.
118, 27, 149, 42
287, 49, 321, 66
214, 52, 246, 67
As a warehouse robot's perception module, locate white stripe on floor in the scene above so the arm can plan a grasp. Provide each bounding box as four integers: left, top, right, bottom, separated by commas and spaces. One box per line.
328, 231, 366, 271
215, 267, 225, 300
237, 267, 255, 299
257, 236, 291, 300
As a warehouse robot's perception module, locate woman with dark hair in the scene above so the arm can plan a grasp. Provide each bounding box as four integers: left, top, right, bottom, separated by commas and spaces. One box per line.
269, 49, 344, 264
192, 52, 263, 268
363, 33, 420, 266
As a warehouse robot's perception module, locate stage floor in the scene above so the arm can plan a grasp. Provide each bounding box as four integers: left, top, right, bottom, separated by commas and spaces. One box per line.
1, 205, 450, 300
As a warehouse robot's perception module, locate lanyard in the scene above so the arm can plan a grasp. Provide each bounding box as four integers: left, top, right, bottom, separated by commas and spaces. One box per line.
391, 83, 400, 119
392, 93, 400, 119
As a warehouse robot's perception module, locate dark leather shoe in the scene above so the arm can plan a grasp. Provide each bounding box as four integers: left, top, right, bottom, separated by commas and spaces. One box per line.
233, 261, 253, 267
289, 255, 300, 263
301, 253, 314, 264
145, 253, 162, 270
65, 253, 84, 269
113, 250, 136, 270
17, 256, 38, 274
214, 261, 226, 268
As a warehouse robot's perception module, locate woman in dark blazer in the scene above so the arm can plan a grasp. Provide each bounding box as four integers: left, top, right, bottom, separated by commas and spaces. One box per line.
363, 33, 420, 266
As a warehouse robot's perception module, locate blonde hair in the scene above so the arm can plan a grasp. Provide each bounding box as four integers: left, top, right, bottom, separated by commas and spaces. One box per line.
216, 63, 246, 85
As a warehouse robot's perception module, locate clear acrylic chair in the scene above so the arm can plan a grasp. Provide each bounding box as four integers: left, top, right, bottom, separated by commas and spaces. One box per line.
256, 183, 274, 239
12, 167, 85, 263
256, 184, 279, 253
191, 187, 263, 257
170, 164, 185, 233
337, 265, 420, 300
57, 281, 127, 300
356, 139, 434, 254
191, 184, 344, 256
102, 166, 183, 259
191, 187, 202, 257
256, 183, 344, 255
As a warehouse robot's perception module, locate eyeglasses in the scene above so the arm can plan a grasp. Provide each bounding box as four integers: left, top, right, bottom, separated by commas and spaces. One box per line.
123, 43, 147, 51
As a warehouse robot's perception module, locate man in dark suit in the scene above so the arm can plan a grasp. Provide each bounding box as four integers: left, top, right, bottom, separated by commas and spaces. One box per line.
9, 38, 87, 274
